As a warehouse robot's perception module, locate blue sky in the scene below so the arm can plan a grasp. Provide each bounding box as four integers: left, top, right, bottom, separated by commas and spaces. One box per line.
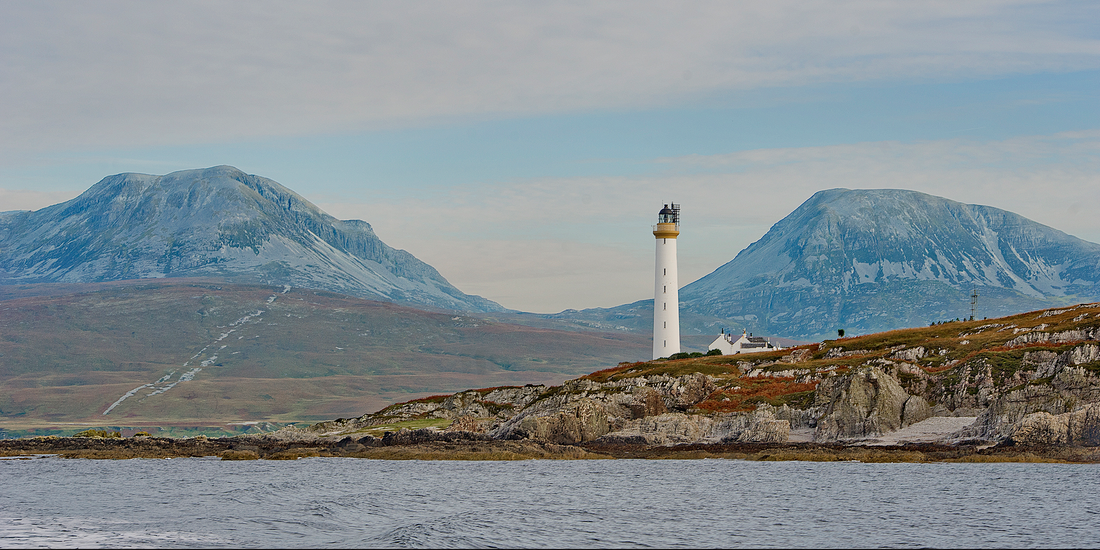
2, 1, 1099, 312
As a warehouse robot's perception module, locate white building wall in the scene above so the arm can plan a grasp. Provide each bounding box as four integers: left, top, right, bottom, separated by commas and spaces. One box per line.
708, 331, 784, 355
653, 235, 680, 359
708, 334, 736, 355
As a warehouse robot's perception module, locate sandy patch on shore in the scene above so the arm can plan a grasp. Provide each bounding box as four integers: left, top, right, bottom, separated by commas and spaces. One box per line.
862, 416, 978, 445
788, 428, 815, 443
786, 417, 978, 444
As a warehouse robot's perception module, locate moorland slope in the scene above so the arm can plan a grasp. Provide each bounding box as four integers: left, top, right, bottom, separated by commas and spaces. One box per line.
0, 280, 647, 436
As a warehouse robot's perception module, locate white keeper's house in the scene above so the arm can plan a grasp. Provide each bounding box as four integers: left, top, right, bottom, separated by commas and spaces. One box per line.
708, 329, 783, 355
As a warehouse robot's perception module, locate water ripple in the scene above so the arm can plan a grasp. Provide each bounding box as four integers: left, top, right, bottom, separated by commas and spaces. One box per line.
0, 458, 1098, 548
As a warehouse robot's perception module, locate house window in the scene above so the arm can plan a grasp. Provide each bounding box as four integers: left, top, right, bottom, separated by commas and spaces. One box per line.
663, 340, 667, 347
663, 321, 666, 328
663, 285, 666, 294
663, 268, 666, 276
663, 302, 666, 310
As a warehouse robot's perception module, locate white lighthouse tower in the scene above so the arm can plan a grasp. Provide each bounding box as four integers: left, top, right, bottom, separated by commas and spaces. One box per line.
653, 203, 680, 359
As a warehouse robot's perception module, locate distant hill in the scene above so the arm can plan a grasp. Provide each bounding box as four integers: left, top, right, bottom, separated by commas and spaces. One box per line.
550, 189, 1100, 342
0, 165, 502, 313
0, 280, 648, 433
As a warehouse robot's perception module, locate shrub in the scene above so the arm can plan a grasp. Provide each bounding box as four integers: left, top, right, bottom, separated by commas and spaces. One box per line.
668, 351, 705, 360
73, 429, 121, 438
705, 348, 722, 356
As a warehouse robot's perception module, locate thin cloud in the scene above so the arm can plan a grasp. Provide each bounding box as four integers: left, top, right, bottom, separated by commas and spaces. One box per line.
2, 1, 1099, 158
322, 131, 1100, 312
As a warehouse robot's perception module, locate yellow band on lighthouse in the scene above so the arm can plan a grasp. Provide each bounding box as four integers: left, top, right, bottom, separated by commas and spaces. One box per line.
653, 222, 679, 239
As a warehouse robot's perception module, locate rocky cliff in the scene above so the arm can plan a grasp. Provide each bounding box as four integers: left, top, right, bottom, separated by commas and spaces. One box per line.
309, 302, 1100, 448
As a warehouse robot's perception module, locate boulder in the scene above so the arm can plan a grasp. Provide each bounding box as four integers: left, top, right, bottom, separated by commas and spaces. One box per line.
902, 395, 933, 426
813, 367, 923, 441
507, 399, 610, 444
628, 386, 667, 419
670, 373, 716, 410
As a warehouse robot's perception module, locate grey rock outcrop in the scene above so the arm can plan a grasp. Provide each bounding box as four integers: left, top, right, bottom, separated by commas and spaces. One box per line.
1007, 403, 1100, 446
307, 385, 548, 436
598, 409, 790, 445
813, 367, 932, 441
891, 346, 926, 362
504, 398, 610, 444
958, 362, 1100, 442
1006, 328, 1100, 348
490, 373, 718, 442
759, 403, 822, 430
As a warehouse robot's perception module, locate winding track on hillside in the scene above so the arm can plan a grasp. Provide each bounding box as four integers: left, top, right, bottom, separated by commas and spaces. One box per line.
102, 285, 291, 415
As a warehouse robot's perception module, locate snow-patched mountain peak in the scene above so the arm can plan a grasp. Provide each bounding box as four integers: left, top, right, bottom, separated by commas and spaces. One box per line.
0, 166, 504, 313
680, 188, 1100, 339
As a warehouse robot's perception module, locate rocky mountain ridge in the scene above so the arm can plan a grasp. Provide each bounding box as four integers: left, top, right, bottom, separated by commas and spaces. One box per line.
550, 189, 1100, 341
307, 302, 1100, 448
0, 165, 501, 313
681, 188, 1100, 339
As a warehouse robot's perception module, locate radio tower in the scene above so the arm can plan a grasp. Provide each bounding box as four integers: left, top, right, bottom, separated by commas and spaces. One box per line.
970, 288, 979, 321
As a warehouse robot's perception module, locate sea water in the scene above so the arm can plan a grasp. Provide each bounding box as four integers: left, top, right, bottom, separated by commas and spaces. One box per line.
0, 457, 1097, 548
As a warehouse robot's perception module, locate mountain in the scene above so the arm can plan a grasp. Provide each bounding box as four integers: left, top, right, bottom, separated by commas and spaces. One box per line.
545, 189, 1100, 342
0, 166, 502, 312
680, 188, 1100, 339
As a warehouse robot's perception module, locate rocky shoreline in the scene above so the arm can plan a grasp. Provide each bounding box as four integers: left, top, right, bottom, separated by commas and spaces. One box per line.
7, 305, 1100, 462
289, 305, 1100, 454
3, 430, 1099, 463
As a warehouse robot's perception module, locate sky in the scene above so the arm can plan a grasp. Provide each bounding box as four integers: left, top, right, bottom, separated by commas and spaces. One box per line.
2, 1, 1099, 313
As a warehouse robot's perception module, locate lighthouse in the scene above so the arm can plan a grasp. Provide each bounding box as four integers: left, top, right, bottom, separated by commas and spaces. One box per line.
653, 203, 680, 359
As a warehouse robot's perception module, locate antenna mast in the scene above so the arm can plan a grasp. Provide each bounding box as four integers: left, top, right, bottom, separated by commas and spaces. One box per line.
970, 288, 979, 321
